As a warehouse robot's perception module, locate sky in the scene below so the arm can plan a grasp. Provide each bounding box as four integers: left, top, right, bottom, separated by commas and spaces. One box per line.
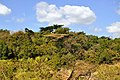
0, 0, 120, 38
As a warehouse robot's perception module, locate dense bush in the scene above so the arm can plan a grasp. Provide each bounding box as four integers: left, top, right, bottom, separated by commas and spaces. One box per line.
0, 25, 120, 79
0, 25, 120, 64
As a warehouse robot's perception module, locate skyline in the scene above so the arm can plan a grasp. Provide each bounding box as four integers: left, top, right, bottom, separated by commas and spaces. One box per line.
0, 0, 120, 38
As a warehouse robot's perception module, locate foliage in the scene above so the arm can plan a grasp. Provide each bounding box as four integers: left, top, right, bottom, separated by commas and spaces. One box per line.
0, 25, 120, 63
0, 25, 120, 79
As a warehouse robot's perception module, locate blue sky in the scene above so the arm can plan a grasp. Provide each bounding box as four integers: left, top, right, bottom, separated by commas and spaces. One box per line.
0, 0, 120, 37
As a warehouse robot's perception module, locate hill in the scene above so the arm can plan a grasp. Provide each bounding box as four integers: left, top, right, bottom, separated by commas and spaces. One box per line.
0, 25, 120, 80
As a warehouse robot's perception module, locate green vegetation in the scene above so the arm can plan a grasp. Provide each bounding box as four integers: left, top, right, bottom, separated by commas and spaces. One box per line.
0, 24, 120, 80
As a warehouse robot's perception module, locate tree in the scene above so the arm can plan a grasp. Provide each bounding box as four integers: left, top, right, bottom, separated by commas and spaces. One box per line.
25, 28, 34, 36
53, 24, 64, 29
55, 27, 70, 34
0, 40, 9, 59
0, 29, 10, 41
40, 24, 64, 33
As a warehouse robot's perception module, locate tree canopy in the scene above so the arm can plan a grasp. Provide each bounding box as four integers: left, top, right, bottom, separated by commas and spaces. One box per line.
0, 25, 119, 64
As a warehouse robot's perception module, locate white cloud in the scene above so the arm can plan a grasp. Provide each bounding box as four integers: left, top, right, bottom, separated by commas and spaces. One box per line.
106, 22, 120, 37
94, 27, 102, 32
16, 18, 25, 23
36, 2, 96, 26
0, 3, 11, 15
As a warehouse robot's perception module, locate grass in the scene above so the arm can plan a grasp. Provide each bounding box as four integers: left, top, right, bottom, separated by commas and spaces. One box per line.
0, 59, 120, 80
